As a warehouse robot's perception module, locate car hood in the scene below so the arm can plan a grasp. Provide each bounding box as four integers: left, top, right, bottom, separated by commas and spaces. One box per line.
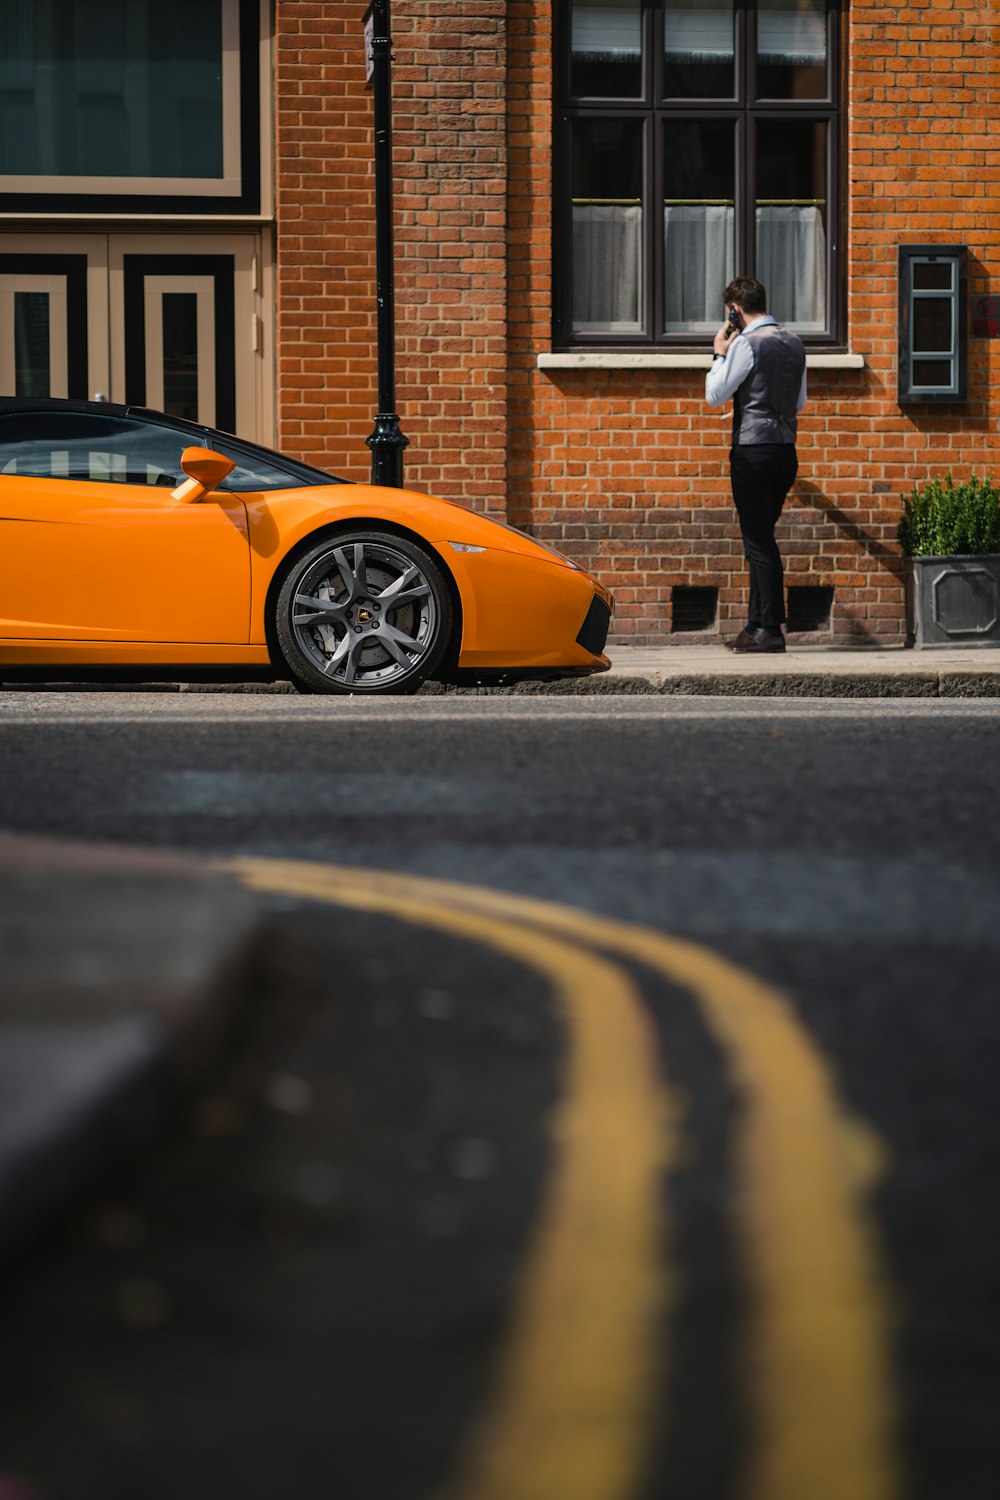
269, 482, 584, 572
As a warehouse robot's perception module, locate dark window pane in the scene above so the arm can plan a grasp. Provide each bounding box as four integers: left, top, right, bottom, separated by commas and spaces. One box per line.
571, 115, 643, 200
14, 292, 50, 398
665, 118, 735, 203
162, 293, 199, 422
913, 261, 953, 291
913, 298, 954, 353
911, 359, 954, 388
756, 118, 826, 329
665, 0, 734, 98
0, 0, 224, 179
757, 0, 827, 99
570, 0, 642, 98
663, 120, 735, 331
571, 119, 644, 333
756, 116, 826, 201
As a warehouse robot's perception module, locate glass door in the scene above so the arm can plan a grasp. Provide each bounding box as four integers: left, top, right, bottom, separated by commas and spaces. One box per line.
0, 234, 109, 400
109, 234, 266, 437
0, 231, 272, 443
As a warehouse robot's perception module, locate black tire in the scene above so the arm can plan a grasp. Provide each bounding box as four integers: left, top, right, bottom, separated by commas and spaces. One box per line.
273, 531, 453, 694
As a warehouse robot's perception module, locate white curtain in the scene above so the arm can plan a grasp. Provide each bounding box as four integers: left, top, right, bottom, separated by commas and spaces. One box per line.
663, 205, 735, 331
663, 3, 825, 67
756, 205, 826, 330
571, 1, 641, 63
758, 3, 827, 65
573, 203, 825, 332
663, 4, 735, 64
572, 204, 642, 333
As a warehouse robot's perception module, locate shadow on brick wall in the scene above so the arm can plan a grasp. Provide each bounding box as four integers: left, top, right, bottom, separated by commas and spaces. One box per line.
793, 479, 904, 575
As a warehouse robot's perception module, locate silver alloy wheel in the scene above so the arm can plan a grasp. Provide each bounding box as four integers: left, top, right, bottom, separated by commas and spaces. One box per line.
275, 533, 451, 693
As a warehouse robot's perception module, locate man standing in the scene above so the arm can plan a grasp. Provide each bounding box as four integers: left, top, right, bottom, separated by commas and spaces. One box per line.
705, 277, 807, 654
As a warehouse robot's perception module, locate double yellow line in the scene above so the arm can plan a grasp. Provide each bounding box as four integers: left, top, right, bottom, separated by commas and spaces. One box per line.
227, 858, 899, 1500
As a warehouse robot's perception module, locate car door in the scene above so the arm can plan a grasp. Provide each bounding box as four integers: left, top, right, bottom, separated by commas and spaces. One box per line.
0, 409, 250, 642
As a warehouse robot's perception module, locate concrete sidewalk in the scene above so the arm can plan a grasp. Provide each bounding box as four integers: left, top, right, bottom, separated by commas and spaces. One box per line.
538, 642, 1000, 697
2, 645, 999, 1262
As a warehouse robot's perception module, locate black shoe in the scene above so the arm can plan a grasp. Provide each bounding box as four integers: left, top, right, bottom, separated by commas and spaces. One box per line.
727, 628, 758, 651
732, 627, 786, 654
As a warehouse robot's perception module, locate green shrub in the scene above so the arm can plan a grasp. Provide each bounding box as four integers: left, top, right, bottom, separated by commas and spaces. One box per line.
898, 474, 1000, 557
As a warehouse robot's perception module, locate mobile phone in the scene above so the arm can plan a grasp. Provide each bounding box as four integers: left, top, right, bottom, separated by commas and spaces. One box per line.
727, 307, 743, 335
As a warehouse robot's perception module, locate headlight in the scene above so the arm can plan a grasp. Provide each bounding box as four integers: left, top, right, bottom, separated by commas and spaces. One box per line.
503, 525, 580, 569
449, 521, 580, 570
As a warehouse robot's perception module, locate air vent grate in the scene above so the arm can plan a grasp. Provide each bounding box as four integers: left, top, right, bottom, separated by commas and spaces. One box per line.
671, 586, 718, 633
787, 586, 834, 633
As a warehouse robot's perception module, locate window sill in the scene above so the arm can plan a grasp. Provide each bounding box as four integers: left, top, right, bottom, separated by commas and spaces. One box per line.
537, 351, 867, 371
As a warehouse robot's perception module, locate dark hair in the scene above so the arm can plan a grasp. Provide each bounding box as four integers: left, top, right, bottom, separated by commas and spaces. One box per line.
723, 277, 767, 315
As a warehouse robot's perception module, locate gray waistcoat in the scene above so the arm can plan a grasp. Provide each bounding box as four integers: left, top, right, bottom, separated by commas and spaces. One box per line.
732, 323, 806, 445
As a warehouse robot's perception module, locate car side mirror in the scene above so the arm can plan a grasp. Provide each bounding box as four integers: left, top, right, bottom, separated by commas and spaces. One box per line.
172, 446, 235, 504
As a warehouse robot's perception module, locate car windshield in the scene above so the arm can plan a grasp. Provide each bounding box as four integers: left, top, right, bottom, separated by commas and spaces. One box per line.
202, 430, 347, 492
130, 412, 349, 491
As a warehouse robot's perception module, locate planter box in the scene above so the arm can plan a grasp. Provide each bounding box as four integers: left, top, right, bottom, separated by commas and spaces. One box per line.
906, 554, 1000, 647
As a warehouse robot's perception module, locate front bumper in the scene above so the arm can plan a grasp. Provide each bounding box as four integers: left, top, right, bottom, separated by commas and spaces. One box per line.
575, 591, 613, 656
444, 544, 614, 680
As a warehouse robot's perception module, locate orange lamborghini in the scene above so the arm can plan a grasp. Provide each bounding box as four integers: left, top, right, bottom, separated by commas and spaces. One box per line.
0, 399, 613, 694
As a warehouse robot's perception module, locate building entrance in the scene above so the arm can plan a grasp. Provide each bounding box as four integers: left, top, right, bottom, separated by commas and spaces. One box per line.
0, 232, 272, 442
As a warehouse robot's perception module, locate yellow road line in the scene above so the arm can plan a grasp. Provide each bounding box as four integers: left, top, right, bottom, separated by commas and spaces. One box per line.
228, 856, 674, 1500
227, 858, 899, 1500
582, 916, 897, 1500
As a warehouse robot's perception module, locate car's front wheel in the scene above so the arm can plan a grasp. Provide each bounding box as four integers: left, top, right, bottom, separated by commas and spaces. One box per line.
274, 531, 453, 694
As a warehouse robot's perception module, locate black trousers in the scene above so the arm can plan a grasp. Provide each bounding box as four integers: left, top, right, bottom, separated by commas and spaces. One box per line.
729, 443, 798, 631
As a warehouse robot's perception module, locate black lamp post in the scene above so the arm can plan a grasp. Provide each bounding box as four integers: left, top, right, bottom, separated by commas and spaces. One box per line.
364, 0, 408, 487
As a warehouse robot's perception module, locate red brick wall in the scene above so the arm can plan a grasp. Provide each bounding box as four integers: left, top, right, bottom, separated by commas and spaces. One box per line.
275, 0, 1000, 645
392, 1, 508, 516
274, 2, 378, 477
275, 0, 508, 517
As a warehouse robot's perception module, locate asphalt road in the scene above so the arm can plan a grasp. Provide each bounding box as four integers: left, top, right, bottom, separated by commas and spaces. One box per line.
1, 691, 998, 1500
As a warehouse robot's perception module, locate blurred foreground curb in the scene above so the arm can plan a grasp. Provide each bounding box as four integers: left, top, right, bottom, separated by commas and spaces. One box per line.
0, 836, 264, 1262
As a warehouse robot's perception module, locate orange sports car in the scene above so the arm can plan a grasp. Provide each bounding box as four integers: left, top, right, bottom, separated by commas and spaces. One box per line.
0, 398, 613, 694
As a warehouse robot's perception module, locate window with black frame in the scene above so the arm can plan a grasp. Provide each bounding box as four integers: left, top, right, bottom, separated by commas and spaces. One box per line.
556, 0, 841, 347
0, 0, 261, 216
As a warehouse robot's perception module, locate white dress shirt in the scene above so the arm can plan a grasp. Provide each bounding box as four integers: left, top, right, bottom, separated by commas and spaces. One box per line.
705, 314, 808, 411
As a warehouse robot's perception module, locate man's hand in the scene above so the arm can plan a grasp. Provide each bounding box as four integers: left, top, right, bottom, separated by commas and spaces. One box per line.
713, 322, 733, 357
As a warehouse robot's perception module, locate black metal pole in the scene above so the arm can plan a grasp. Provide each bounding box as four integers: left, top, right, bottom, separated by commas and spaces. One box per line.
365, 0, 408, 487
